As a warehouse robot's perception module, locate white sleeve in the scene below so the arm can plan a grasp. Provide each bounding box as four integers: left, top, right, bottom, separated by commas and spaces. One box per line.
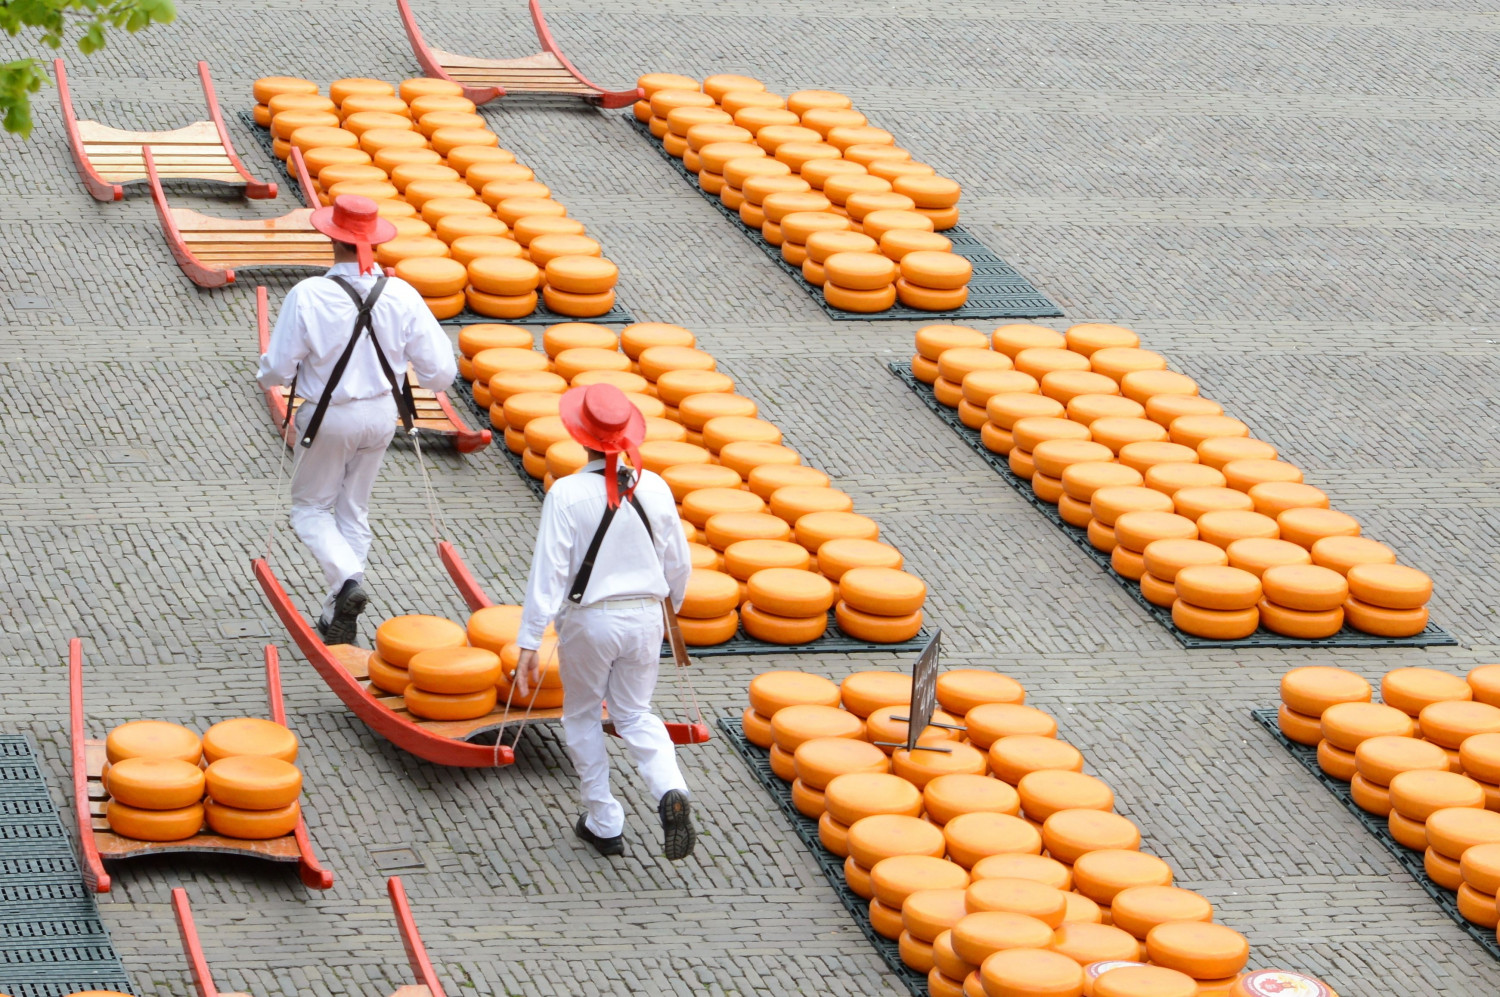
650, 478, 693, 611
257, 284, 306, 390
516, 491, 574, 649
398, 282, 457, 394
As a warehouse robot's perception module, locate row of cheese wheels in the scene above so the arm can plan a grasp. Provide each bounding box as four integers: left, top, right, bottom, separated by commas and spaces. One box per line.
370, 608, 568, 715
101, 717, 302, 842
454, 321, 928, 644
634, 73, 971, 312
1278, 665, 1500, 934
741, 670, 1334, 996
914, 322, 1434, 640
250, 75, 618, 318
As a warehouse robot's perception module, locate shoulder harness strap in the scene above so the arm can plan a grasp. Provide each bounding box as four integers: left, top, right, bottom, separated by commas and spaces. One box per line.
567, 466, 654, 604
300, 276, 415, 446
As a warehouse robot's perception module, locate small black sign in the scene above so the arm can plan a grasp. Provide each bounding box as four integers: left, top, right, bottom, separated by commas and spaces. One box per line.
905, 630, 941, 751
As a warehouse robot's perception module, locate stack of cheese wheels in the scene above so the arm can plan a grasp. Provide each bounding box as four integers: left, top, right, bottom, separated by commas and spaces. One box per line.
203, 751, 304, 840
1459, 842, 1500, 929
822, 251, 897, 313
1256, 564, 1348, 639
744, 670, 842, 752
1343, 563, 1434, 638
679, 567, 741, 645
772, 705, 865, 815
847, 814, 947, 937
742, 566, 834, 644
1143, 921, 1251, 991
1319, 700, 1414, 786
1352, 734, 1447, 817
102, 721, 206, 842
1170, 565, 1262, 640
402, 646, 501, 721
251, 78, 628, 322
1460, 732, 1500, 813
1426, 806, 1500, 923
912, 324, 988, 385
1386, 767, 1485, 852
1381, 666, 1475, 768
1276, 666, 1372, 748
455, 322, 532, 385
835, 567, 926, 643
896, 250, 971, 311
252, 77, 319, 129
368, 615, 468, 696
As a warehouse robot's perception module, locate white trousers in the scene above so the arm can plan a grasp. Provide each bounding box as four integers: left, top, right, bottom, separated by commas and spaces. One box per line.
289, 396, 397, 620
556, 602, 688, 838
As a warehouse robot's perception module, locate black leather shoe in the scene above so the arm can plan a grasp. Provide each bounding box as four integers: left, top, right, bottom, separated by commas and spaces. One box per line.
574, 815, 625, 857
323, 579, 368, 645
658, 790, 695, 860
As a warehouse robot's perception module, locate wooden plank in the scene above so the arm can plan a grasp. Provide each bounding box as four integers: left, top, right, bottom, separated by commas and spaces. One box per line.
169, 207, 318, 233
86, 144, 228, 156
437, 50, 563, 70
77, 119, 220, 145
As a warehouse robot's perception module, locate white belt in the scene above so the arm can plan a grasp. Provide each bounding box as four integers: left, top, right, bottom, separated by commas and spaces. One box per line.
576, 597, 658, 611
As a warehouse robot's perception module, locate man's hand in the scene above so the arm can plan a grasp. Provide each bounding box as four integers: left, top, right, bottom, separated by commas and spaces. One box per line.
514, 648, 542, 698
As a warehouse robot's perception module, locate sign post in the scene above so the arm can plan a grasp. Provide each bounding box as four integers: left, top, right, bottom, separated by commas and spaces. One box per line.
871, 630, 962, 753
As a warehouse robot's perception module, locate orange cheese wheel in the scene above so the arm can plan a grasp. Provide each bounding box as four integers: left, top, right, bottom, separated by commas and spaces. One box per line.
367, 654, 410, 695
1041, 370, 1117, 406
989, 735, 1084, 786
1344, 597, 1429, 637
1461, 731, 1500, 783
935, 669, 1027, 717
1069, 395, 1147, 427
619, 322, 694, 360
1308, 535, 1395, 576
904, 889, 972, 944
1225, 538, 1312, 578
838, 568, 926, 616
1272, 698, 1320, 746
1041, 810, 1141, 865
460, 325, 533, 357
943, 812, 1043, 869
1087, 346, 1166, 382
823, 772, 921, 827
1146, 394, 1223, 425
105, 758, 205, 810
254, 77, 319, 105
1116, 369, 1195, 406
771, 705, 864, 754
1172, 565, 1262, 611
1347, 563, 1432, 610
864, 704, 961, 751
900, 930, 938, 973
741, 603, 828, 644
107, 800, 204, 842
1071, 850, 1173, 906
1260, 564, 1349, 613
748, 670, 841, 718
1092, 965, 1198, 997
1351, 772, 1393, 815
704, 511, 793, 550
1089, 486, 1173, 528
791, 778, 826, 819
1188, 437, 1273, 472
501, 391, 562, 433
302, 146, 374, 179
1280, 666, 1372, 717
638, 440, 711, 476
893, 742, 989, 789
203, 756, 302, 810
656, 370, 735, 408
1320, 701, 1416, 751
769, 743, 799, 781
747, 569, 836, 617
681, 486, 765, 527
1109, 886, 1212, 940
1017, 771, 1114, 823
1460, 841, 1500, 894
1011, 417, 1092, 455
197, 718, 296, 766
847, 813, 947, 869
723, 539, 811, 580
794, 511, 878, 553
1388, 769, 1485, 821
1171, 598, 1258, 640
741, 707, 774, 748
271, 108, 340, 140
973, 853, 1073, 892
901, 252, 972, 291
1060, 464, 1142, 505
1317, 739, 1357, 781
1140, 539, 1227, 583
1172, 487, 1256, 522
797, 738, 892, 792
1388, 809, 1429, 850
1384, 667, 1472, 716
106, 720, 201, 766
679, 610, 738, 646
979, 948, 1084, 997
1115, 442, 1195, 475
395, 256, 469, 298
950, 912, 1056, 967
404, 685, 499, 722
811, 539, 901, 583
1247, 481, 1329, 519
1356, 734, 1447, 786
1112, 511, 1198, 554
1050, 922, 1141, 967
965, 705, 1056, 751
204, 799, 299, 840
925, 775, 1022, 825
1061, 324, 1137, 357
1425, 806, 1500, 860
967, 878, 1068, 928
1196, 510, 1280, 548
1222, 458, 1304, 493
1165, 415, 1248, 451
681, 569, 741, 619
867, 896, 907, 938
1143, 462, 1226, 496
1457, 883, 1499, 927
835, 602, 923, 643
1088, 417, 1169, 456
1276, 508, 1361, 550
818, 811, 853, 856
542, 286, 616, 319
872, 855, 971, 910
449, 235, 521, 268
1014, 348, 1092, 382
661, 462, 741, 502
468, 258, 542, 297
406, 646, 502, 696
1420, 700, 1500, 748
989, 325, 1064, 358
374, 236, 450, 268
988, 394, 1066, 432
291, 125, 361, 156
700, 416, 781, 455
1032, 441, 1114, 481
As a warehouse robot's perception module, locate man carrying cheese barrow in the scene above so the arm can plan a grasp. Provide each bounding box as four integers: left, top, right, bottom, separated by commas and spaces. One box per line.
514, 383, 697, 860
258, 195, 456, 644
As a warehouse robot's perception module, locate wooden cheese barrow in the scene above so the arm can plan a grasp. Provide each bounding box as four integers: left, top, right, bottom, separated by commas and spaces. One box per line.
254, 286, 492, 453
68, 638, 334, 893
397, 0, 642, 108
253, 540, 709, 769
173, 876, 446, 997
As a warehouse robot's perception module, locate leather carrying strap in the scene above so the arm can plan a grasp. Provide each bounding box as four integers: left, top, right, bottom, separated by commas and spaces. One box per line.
568, 466, 653, 604
300, 276, 414, 446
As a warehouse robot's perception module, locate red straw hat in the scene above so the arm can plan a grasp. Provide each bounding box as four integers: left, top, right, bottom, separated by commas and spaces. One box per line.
559, 383, 646, 507
310, 194, 398, 274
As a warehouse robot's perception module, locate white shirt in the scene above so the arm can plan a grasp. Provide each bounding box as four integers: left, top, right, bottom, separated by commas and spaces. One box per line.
256, 263, 457, 403
517, 460, 692, 649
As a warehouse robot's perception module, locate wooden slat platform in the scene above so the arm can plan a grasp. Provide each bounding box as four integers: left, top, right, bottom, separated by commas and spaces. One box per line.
83, 742, 301, 862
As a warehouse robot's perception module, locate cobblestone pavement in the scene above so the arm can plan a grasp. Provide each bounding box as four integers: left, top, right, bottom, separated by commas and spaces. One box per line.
1, 0, 1497, 994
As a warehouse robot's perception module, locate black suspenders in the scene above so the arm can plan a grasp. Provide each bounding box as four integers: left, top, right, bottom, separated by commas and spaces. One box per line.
567, 466, 655, 604
298, 275, 416, 447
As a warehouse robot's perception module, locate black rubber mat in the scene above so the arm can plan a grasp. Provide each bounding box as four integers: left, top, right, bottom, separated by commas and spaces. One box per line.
628, 118, 1062, 321
461, 389, 932, 657
718, 717, 927, 996
0, 736, 134, 997
889, 362, 1457, 649
1252, 708, 1500, 961
237, 112, 636, 326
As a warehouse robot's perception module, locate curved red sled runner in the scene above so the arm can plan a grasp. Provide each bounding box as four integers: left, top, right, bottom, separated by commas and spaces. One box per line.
254, 286, 491, 453
69, 638, 333, 893
397, 0, 642, 108
253, 540, 709, 769
174, 876, 445, 997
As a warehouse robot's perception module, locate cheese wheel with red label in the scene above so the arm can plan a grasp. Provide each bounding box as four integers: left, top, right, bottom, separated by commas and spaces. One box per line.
1320, 701, 1416, 750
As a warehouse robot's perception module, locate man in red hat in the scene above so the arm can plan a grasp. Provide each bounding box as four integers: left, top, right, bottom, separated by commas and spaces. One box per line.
257, 195, 456, 643
514, 383, 697, 860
